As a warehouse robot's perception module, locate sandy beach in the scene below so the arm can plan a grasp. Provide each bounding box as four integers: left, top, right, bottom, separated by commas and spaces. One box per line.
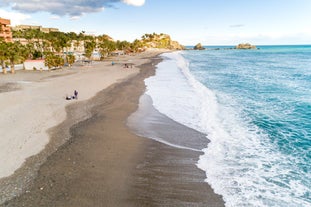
0, 49, 225, 206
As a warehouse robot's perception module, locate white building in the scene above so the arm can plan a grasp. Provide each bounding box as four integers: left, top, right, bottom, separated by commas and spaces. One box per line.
24, 60, 49, 71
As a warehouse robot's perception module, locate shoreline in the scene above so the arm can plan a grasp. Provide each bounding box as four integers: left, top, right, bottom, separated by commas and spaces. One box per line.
1, 50, 225, 206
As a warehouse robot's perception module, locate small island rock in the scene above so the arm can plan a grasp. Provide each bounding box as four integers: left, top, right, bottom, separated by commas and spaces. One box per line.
235, 43, 257, 49
194, 43, 205, 50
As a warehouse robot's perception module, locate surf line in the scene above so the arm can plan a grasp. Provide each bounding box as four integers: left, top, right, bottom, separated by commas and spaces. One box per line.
145, 135, 203, 152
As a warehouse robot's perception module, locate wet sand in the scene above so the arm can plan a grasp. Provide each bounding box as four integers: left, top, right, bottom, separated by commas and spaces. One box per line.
1, 55, 225, 207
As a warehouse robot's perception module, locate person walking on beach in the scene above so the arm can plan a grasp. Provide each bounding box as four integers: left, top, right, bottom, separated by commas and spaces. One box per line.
74, 90, 78, 99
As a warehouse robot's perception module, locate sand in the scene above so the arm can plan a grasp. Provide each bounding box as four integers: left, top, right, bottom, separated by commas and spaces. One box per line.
0, 49, 225, 206
0, 50, 159, 179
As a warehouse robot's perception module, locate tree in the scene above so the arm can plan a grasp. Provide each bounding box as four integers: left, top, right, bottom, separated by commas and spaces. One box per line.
116, 40, 130, 51
6, 42, 29, 74
84, 40, 96, 60
48, 32, 70, 54
98, 40, 116, 58
0, 41, 8, 74
131, 39, 144, 52
97, 34, 113, 42
25, 43, 36, 59
44, 53, 55, 69
66, 54, 75, 67
45, 53, 64, 70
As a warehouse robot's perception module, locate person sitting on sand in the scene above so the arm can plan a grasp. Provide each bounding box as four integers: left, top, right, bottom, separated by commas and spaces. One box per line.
66, 95, 72, 100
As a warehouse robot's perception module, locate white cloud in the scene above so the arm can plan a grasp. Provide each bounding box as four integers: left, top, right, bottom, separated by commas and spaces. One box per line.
123, 0, 145, 6
0, 9, 30, 25
0, 0, 145, 17
70, 16, 81, 21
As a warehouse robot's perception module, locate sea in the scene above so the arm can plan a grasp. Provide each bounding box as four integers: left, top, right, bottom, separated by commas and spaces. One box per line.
136, 45, 311, 207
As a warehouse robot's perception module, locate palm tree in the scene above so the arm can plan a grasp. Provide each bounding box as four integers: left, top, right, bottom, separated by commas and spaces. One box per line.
6, 42, 29, 74
66, 54, 75, 67
98, 40, 116, 58
131, 39, 144, 52
116, 40, 131, 51
84, 40, 96, 60
0, 41, 8, 74
5, 42, 19, 73
44, 52, 55, 70
34, 29, 45, 59
45, 53, 64, 70
25, 43, 36, 59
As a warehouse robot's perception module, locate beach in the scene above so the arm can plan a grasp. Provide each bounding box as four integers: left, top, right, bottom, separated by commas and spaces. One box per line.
0, 50, 224, 207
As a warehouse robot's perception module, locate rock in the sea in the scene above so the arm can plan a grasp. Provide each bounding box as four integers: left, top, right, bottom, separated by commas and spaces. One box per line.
194, 43, 205, 50
235, 43, 257, 49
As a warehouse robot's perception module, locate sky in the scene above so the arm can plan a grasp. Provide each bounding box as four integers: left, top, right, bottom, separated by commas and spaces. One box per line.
0, 0, 311, 45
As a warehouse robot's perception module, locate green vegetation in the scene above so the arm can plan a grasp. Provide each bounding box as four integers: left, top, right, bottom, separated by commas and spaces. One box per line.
44, 53, 64, 70
66, 54, 75, 67
140, 32, 184, 49
0, 41, 31, 74
0, 29, 183, 74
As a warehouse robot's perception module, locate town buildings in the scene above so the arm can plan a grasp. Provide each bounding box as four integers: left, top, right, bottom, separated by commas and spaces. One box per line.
12, 25, 59, 33
0, 18, 12, 42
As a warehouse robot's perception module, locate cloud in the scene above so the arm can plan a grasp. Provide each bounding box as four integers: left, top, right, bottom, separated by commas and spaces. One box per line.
123, 0, 145, 6
0, 9, 31, 25
0, 0, 145, 17
70, 16, 81, 21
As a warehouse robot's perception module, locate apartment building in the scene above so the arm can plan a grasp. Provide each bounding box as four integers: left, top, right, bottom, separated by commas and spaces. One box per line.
12, 25, 59, 33
0, 18, 12, 42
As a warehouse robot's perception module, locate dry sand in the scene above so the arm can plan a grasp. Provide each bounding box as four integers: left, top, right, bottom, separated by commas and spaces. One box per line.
0, 49, 225, 206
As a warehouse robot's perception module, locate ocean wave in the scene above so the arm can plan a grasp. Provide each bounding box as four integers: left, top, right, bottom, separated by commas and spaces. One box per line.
145, 50, 311, 206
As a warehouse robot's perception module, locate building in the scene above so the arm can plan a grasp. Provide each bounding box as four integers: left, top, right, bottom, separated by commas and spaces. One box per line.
23, 59, 48, 71
0, 18, 12, 42
12, 25, 59, 33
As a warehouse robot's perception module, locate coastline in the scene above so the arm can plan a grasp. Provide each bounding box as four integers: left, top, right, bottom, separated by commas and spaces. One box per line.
1, 50, 224, 206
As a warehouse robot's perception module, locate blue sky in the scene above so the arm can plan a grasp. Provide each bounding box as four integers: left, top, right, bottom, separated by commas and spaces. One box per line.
0, 0, 311, 45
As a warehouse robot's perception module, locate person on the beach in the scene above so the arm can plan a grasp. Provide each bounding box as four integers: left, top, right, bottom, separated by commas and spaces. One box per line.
74, 90, 78, 99
66, 94, 72, 100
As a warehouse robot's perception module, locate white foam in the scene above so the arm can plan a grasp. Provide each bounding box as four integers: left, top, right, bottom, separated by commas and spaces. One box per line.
145, 51, 311, 207
145, 52, 203, 131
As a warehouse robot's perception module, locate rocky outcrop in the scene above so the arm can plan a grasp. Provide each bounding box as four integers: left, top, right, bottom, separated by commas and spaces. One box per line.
169, 40, 184, 50
193, 43, 205, 50
141, 33, 184, 50
235, 43, 257, 49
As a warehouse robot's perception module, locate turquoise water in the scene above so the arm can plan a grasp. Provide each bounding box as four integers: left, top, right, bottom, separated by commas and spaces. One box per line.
144, 46, 311, 206
189, 45, 311, 159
